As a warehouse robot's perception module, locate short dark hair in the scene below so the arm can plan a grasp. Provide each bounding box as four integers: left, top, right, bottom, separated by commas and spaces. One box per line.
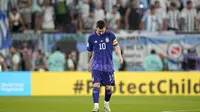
37, 49, 42, 54
52, 46, 61, 53
171, 2, 177, 7
155, 0, 159, 4
113, 5, 117, 8
10, 45, 16, 49
56, 47, 61, 51
187, 0, 192, 5
11, 8, 17, 11
150, 5, 155, 10
96, 20, 106, 29
151, 49, 156, 54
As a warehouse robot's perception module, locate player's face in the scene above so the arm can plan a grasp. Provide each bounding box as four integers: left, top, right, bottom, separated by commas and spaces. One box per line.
96, 27, 106, 35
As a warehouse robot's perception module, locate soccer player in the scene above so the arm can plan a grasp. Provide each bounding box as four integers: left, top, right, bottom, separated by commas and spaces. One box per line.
87, 20, 123, 112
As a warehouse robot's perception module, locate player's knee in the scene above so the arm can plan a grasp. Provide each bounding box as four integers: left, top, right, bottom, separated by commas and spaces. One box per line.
105, 86, 112, 90
93, 83, 100, 88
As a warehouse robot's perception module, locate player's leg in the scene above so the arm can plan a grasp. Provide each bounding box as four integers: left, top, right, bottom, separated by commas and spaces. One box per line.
92, 83, 100, 112
104, 85, 112, 112
105, 85, 112, 103
102, 72, 115, 112
91, 70, 101, 112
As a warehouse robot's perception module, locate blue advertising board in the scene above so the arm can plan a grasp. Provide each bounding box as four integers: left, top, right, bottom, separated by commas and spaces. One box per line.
0, 72, 31, 96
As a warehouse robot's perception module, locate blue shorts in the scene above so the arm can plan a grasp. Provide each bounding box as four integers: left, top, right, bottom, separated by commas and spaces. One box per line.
91, 70, 115, 86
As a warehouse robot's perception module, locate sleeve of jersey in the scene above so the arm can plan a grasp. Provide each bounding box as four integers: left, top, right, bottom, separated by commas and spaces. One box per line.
113, 38, 118, 46
110, 31, 118, 46
87, 37, 93, 52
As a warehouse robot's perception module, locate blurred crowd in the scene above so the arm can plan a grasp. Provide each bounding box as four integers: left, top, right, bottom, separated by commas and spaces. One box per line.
144, 48, 200, 71
1, 0, 200, 33
1, 0, 200, 71
0, 42, 80, 71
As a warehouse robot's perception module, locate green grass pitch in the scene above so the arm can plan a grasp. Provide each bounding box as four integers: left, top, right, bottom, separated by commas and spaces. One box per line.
0, 96, 200, 112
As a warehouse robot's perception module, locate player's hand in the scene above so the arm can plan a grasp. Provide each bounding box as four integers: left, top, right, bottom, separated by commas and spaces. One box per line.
119, 56, 123, 64
87, 64, 91, 72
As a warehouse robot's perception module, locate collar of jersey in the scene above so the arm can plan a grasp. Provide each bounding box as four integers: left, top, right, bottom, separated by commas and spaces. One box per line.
95, 31, 106, 37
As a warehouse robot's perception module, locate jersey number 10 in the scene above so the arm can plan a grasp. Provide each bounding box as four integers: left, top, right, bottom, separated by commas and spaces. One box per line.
99, 43, 106, 50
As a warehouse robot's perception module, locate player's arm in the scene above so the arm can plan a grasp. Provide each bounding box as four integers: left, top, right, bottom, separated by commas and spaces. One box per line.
113, 38, 123, 64
87, 36, 93, 72
88, 51, 93, 63
87, 51, 93, 72
88, 51, 92, 72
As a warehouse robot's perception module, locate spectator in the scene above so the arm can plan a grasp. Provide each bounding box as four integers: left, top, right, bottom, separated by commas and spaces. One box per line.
137, 0, 149, 9
137, 0, 149, 16
20, 41, 33, 71
140, 5, 161, 32
54, 0, 72, 32
158, 53, 168, 71
0, 53, 8, 71
197, 8, 200, 31
181, 0, 198, 32
150, 0, 168, 12
72, 13, 83, 33
196, 1, 200, 9
64, 22, 77, 33
34, 50, 47, 71
106, 5, 121, 30
89, 0, 96, 12
65, 52, 75, 71
83, 11, 95, 31
48, 47, 65, 71
167, 2, 181, 31
116, 0, 126, 15
9, 0, 18, 9
143, 49, 163, 71
116, 0, 126, 29
0, 0, 10, 16
82, 0, 90, 18
10, 46, 22, 71
94, 2, 105, 26
183, 49, 198, 71
70, 51, 78, 70
103, 0, 117, 13
32, 0, 42, 33
65, 0, 73, 5
154, 0, 167, 30
181, 0, 198, 8
125, 0, 141, 30
18, 0, 32, 29
168, 0, 181, 9
69, 0, 83, 14
42, 0, 55, 30
9, 8, 25, 32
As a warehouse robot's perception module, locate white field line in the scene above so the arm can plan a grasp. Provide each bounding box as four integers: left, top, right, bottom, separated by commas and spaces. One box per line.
161, 109, 200, 112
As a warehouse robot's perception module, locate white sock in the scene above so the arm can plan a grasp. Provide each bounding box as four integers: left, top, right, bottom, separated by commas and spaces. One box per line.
94, 103, 99, 108
104, 101, 109, 106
